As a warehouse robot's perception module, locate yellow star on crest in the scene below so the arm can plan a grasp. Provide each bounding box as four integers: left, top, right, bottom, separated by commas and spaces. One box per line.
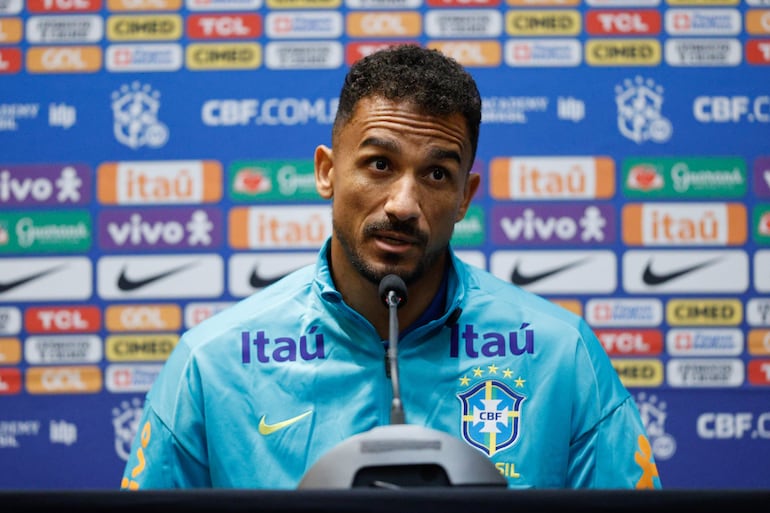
459, 376, 470, 386
472, 367, 483, 377
487, 364, 498, 374
503, 368, 513, 378
514, 377, 526, 387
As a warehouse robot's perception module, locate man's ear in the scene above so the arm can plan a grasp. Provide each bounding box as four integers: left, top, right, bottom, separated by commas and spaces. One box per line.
456, 172, 481, 221
314, 144, 334, 199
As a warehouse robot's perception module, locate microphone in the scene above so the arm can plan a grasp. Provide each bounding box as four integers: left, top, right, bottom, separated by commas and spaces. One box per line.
297, 274, 507, 489
378, 274, 407, 425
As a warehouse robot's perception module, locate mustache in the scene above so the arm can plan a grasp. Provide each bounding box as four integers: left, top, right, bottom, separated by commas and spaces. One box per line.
364, 219, 427, 243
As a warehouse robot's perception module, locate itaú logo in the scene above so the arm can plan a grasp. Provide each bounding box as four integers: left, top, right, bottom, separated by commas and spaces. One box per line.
241, 328, 325, 363
449, 323, 534, 358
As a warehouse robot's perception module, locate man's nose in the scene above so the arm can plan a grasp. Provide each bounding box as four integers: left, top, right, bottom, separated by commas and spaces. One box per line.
384, 175, 421, 221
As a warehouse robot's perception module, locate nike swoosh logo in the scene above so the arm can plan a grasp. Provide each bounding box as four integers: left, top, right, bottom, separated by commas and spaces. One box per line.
258, 410, 312, 436
117, 262, 196, 291
0, 265, 66, 294
249, 266, 292, 289
642, 257, 723, 286
511, 258, 589, 286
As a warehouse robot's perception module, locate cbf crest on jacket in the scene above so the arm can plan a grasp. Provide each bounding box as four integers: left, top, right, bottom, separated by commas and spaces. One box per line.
121, 238, 662, 490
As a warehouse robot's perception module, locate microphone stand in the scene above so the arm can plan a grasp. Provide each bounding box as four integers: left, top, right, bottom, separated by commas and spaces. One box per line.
386, 288, 405, 425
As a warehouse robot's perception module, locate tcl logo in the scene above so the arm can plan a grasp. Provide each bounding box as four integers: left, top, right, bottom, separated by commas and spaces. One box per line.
0, 48, 22, 74
345, 41, 419, 65
27, 0, 101, 12
187, 14, 261, 39
585, 10, 661, 35
596, 329, 662, 356
25, 306, 101, 333
0, 368, 22, 395
746, 40, 770, 65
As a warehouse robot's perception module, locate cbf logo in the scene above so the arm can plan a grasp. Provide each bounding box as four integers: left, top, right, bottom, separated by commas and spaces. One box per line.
458, 379, 525, 456
615, 76, 672, 144
111, 81, 169, 150
112, 397, 144, 461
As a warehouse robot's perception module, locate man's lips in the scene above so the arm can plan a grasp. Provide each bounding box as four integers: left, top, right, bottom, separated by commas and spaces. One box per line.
372, 231, 420, 253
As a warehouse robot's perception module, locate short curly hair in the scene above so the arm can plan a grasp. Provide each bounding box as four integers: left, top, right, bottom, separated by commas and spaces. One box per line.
333, 44, 482, 167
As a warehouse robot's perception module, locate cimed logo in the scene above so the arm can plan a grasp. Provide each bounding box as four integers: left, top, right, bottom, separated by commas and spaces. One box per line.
458, 377, 525, 456
615, 76, 672, 144
111, 81, 169, 150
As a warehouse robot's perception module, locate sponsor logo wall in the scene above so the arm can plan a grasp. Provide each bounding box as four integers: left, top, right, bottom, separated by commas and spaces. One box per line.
1, 0, 769, 490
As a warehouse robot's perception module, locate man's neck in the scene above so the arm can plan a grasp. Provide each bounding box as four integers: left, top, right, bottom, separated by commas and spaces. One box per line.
328, 244, 448, 340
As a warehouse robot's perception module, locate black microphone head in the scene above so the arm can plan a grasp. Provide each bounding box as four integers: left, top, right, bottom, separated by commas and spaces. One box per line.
378, 274, 408, 308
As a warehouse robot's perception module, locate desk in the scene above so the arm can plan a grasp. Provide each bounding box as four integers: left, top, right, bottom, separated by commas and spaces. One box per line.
1, 488, 767, 513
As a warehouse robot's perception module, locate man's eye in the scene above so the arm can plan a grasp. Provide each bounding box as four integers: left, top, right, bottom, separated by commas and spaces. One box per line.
430, 168, 447, 181
373, 159, 388, 171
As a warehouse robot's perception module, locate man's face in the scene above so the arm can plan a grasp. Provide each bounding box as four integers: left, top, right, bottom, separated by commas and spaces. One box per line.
315, 96, 479, 287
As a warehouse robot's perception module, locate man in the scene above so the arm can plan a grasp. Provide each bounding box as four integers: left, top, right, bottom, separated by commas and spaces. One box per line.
121, 44, 661, 490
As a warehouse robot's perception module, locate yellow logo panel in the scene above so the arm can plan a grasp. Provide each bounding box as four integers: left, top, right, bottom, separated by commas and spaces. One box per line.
186, 43, 261, 70
585, 39, 661, 66
107, 15, 183, 41
106, 334, 179, 361
612, 358, 664, 387
506, 10, 581, 36
667, 299, 743, 326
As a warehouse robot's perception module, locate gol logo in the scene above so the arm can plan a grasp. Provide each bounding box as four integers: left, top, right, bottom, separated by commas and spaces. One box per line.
0, 338, 22, 365
549, 299, 582, 316
428, 41, 501, 67
746, 10, 770, 35
27, 46, 102, 73
0, 18, 22, 42
107, 0, 183, 11
105, 304, 181, 331
748, 329, 770, 355
346, 12, 422, 38
26, 366, 102, 394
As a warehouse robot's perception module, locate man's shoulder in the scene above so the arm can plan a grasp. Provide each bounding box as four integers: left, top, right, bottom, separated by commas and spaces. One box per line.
457, 259, 585, 327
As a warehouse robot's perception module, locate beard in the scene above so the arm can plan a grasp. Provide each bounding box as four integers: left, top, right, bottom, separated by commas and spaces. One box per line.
332, 217, 444, 288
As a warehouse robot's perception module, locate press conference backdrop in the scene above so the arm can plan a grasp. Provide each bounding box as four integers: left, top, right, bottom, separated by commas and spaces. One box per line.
0, 0, 769, 491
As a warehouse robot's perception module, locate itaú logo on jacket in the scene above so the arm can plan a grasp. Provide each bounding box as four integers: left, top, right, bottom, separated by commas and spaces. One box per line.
449, 323, 535, 358
458, 380, 525, 456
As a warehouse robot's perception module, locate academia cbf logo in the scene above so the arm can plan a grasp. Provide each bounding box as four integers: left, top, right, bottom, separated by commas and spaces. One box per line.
458, 379, 525, 456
